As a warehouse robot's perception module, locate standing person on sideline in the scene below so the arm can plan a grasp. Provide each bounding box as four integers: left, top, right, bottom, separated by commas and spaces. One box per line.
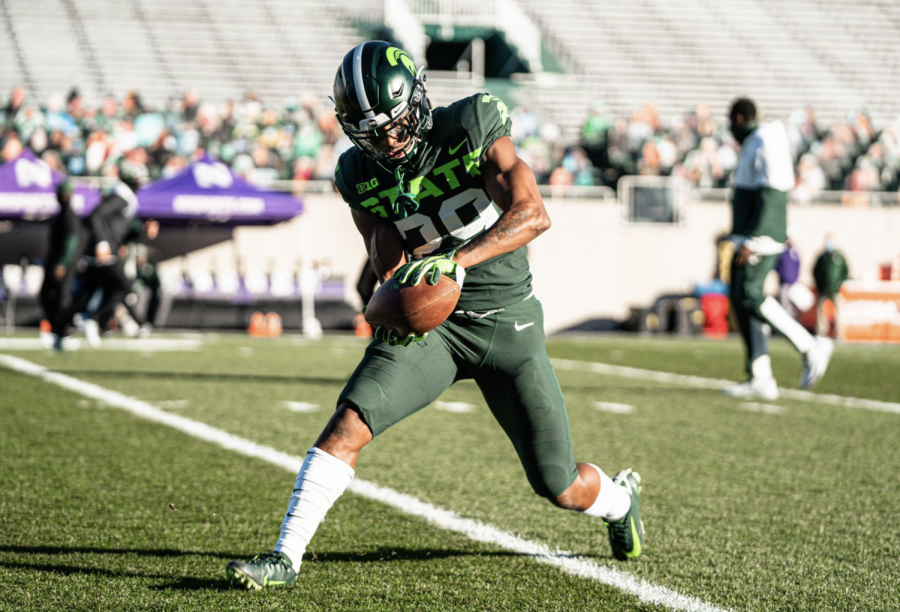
226, 41, 644, 590
55, 168, 144, 349
723, 98, 833, 401
774, 232, 801, 319
813, 234, 849, 337
39, 179, 85, 348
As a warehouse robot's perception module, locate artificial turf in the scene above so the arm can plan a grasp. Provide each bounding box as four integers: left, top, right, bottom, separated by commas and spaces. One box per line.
1, 332, 898, 611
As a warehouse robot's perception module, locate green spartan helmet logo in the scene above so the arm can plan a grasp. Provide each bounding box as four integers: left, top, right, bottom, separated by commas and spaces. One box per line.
386, 47, 417, 77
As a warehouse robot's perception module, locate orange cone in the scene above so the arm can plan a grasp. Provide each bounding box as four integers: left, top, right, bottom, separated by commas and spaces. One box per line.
266, 312, 283, 338
248, 311, 266, 337
353, 313, 373, 338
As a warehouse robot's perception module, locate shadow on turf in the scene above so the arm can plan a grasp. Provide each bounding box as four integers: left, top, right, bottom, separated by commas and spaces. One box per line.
151, 577, 233, 591
1, 546, 530, 592
562, 384, 717, 396
53, 370, 348, 386
0, 560, 234, 591
54, 369, 722, 399
1, 544, 544, 565
0, 544, 243, 560
303, 547, 521, 564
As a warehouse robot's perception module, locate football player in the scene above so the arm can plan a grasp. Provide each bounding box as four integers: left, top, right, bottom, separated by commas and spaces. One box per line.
723, 98, 833, 400
40, 180, 85, 348
54, 166, 145, 349
226, 41, 643, 589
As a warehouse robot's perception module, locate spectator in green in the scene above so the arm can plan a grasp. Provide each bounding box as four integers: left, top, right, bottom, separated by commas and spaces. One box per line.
813, 234, 849, 337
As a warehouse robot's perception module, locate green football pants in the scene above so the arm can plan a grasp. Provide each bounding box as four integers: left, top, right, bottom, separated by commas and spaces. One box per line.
730, 254, 779, 374
339, 296, 578, 499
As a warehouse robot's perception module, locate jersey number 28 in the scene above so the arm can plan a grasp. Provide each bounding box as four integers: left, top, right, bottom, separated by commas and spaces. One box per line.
394, 188, 501, 256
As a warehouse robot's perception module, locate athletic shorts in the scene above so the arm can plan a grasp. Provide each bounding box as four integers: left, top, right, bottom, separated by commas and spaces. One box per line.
339, 295, 578, 498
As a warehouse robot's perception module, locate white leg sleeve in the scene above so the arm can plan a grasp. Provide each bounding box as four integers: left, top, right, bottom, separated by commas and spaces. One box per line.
274, 448, 355, 571
751, 354, 774, 381
759, 296, 815, 354
580, 464, 632, 522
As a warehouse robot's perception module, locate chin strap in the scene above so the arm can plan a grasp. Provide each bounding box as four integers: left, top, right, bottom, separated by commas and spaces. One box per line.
392, 165, 419, 219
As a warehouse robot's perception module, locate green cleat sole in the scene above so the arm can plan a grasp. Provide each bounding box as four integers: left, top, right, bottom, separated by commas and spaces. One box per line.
226, 563, 263, 590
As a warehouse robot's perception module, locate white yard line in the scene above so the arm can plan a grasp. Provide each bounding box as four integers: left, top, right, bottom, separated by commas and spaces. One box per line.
0, 353, 728, 612
593, 401, 636, 414
282, 401, 320, 413
551, 358, 900, 414
739, 402, 785, 415
435, 401, 476, 413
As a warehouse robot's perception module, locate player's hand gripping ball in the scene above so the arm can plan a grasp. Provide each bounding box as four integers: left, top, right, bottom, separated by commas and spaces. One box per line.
364, 253, 464, 346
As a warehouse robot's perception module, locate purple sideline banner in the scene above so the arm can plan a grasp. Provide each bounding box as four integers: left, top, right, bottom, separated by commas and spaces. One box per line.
0, 150, 100, 220
136, 154, 303, 224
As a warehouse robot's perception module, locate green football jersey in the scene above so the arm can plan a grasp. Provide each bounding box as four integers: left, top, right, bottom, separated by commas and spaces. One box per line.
335, 93, 533, 312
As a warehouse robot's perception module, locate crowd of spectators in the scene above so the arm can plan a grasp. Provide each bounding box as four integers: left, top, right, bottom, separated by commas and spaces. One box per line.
2, 85, 899, 199
566, 101, 900, 199
0, 85, 348, 187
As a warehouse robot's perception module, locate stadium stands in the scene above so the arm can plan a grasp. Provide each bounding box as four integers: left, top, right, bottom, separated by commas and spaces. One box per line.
5, 0, 897, 130
514, 0, 900, 139
2, 0, 899, 195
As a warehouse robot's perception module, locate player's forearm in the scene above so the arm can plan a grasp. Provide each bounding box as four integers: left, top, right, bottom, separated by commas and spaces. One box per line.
368, 225, 406, 283
455, 165, 551, 268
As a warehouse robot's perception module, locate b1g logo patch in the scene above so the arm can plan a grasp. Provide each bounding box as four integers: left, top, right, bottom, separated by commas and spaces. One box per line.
356, 178, 379, 194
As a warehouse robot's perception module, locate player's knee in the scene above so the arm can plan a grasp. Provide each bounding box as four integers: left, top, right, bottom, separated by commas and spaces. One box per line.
742, 294, 765, 315
320, 402, 373, 451
524, 464, 572, 502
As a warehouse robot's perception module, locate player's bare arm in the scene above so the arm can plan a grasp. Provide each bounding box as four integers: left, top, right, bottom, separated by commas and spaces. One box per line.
452, 135, 551, 269
351, 208, 406, 283
735, 244, 754, 265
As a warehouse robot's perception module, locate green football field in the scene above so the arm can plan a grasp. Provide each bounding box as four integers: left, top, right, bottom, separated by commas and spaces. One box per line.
1, 332, 898, 611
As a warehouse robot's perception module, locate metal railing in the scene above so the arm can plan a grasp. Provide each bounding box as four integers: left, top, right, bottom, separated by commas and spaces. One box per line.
691, 186, 900, 207
70, 176, 898, 206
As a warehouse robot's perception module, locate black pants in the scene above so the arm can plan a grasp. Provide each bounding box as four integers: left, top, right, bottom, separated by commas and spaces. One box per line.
117, 283, 160, 328
60, 262, 134, 335
40, 268, 75, 337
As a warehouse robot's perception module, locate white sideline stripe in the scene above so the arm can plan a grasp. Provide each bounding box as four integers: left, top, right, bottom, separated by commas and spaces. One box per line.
551, 358, 900, 415
0, 353, 728, 612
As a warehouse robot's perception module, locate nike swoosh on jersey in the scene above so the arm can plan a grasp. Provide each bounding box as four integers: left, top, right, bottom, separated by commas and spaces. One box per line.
449, 138, 468, 155
514, 322, 535, 331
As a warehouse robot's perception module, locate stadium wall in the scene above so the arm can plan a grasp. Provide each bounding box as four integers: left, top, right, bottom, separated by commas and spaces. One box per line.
163, 196, 900, 333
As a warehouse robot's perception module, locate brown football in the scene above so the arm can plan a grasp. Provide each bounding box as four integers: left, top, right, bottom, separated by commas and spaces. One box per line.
364, 275, 461, 337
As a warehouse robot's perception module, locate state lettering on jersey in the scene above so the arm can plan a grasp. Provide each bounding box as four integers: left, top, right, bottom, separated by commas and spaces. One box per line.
350, 144, 484, 224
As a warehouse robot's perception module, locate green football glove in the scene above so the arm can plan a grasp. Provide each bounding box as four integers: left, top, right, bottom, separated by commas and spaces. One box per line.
394, 251, 466, 288
361, 306, 427, 348
373, 325, 427, 347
